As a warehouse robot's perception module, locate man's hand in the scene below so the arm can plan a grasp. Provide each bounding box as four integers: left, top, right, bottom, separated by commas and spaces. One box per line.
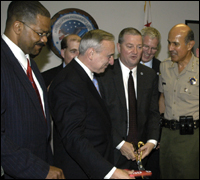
111, 168, 135, 179
46, 166, 65, 179
156, 142, 160, 150
120, 142, 137, 161
137, 142, 154, 160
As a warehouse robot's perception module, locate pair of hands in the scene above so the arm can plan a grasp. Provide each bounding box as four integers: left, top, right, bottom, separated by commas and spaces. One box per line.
120, 141, 155, 161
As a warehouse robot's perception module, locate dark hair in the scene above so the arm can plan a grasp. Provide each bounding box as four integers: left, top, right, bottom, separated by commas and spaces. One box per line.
118, 27, 141, 44
6, 1, 50, 26
61, 34, 81, 49
185, 30, 194, 44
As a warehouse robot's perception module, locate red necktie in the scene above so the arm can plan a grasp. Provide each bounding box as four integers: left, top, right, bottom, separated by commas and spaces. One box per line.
127, 71, 138, 145
26, 59, 46, 123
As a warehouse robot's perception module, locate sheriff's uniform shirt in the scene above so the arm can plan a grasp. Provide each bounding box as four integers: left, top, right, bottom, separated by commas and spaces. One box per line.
159, 53, 199, 121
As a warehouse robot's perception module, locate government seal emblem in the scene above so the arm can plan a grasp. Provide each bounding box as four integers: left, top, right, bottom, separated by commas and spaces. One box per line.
48, 8, 98, 58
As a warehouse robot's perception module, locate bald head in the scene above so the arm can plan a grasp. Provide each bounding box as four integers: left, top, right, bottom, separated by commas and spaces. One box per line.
169, 24, 194, 45
168, 23, 195, 63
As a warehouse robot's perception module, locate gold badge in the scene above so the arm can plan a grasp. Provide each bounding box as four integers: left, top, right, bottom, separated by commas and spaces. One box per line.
189, 77, 197, 85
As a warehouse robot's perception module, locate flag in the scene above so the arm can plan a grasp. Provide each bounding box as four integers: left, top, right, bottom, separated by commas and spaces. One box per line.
144, 1, 152, 27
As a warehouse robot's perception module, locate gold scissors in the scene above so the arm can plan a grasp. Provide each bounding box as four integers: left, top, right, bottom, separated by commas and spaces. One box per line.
132, 141, 147, 178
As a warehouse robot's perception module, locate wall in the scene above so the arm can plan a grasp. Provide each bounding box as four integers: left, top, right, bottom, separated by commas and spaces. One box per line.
1, 1, 199, 72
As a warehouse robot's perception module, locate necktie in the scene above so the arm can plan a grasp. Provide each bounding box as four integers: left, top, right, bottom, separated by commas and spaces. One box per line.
127, 71, 138, 145
93, 75, 101, 95
26, 59, 46, 123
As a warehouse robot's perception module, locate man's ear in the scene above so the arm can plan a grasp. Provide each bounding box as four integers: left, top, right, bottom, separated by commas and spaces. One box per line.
61, 49, 65, 59
87, 48, 94, 60
117, 43, 121, 54
187, 40, 195, 51
13, 21, 23, 35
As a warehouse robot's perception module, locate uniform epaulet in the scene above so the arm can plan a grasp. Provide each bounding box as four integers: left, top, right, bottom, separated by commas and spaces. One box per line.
196, 58, 199, 66
161, 58, 171, 64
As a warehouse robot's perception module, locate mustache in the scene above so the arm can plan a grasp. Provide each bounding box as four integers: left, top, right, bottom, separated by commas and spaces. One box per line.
35, 42, 45, 47
169, 51, 177, 54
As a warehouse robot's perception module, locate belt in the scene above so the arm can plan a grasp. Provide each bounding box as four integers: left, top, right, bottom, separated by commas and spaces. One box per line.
160, 119, 199, 130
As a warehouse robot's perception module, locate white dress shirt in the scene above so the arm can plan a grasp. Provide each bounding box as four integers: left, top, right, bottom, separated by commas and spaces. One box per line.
2, 34, 46, 116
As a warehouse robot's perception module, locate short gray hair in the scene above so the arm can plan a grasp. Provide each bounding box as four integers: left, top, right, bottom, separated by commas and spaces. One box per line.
141, 27, 161, 46
79, 29, 115, 55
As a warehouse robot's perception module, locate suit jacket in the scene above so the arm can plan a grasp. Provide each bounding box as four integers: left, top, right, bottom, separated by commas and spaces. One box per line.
42, 63, 63, 87
48, 59, 114, 179
98, 59, 160, 165
1, 38, 53, 179
152, 57, 161, 76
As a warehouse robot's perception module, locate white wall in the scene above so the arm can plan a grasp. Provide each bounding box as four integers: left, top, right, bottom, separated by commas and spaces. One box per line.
1, 1, 199, 72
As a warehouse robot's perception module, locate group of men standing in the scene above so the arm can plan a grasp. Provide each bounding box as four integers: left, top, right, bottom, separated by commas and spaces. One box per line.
1, 1, 199, 179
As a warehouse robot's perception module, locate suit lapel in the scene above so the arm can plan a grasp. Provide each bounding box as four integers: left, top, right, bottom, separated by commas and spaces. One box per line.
71, 60, 111, 119
3, 40, 48, 128
152, 57, 160, 75
137, 64, 146, 110
113, 60, 127, 108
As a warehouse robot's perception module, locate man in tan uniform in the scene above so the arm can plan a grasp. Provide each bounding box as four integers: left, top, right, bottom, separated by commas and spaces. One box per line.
159, 24, 199, 179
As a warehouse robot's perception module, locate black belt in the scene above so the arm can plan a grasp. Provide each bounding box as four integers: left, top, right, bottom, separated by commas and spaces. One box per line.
160, 119, 199, 130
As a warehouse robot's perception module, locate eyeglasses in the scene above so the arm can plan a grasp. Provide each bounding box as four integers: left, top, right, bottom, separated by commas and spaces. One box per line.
19, 21, 51, 38
143, 45, 157, 52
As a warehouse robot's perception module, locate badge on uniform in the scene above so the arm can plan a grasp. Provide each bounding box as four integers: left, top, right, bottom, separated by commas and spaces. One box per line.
189, 77, 197, 85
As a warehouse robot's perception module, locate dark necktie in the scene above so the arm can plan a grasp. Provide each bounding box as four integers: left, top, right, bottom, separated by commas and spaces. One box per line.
26, 59, 46, 123
127, 71, 138, 145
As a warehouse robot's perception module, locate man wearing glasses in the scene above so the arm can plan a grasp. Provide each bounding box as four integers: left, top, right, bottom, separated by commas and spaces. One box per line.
140, 27, 161, 179
140, 27, 161, 77
1, 1, 64, 179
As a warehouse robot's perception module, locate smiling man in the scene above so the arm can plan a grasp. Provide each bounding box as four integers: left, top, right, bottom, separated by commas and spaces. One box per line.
159, 24, 199, 179
140, 27, 161, 76
140, 27, 161, 179
98, 27, 160, 172
48, 29, 135, 179
1, 1, 64, 179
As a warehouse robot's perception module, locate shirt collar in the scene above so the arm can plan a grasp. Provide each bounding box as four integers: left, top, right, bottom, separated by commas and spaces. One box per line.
119, 58, 137, 78
140, 59, 153, 68
74, 56, 93, 81
2, 34, 30, 71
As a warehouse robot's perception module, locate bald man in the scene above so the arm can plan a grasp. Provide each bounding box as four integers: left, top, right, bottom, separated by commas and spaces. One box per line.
159, 24, 199, 179
42, 34, 81, 88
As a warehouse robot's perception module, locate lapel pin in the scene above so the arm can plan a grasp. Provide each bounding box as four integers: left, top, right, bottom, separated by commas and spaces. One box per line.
140, 72, 143, 75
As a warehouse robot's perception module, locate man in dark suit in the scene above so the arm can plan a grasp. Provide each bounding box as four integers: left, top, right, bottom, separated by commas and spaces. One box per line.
140, 27, 161, 179
1, 2, 64, 179
98, 27, 160, 171
48, 29, 135, 179
42, 34, 81, 88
